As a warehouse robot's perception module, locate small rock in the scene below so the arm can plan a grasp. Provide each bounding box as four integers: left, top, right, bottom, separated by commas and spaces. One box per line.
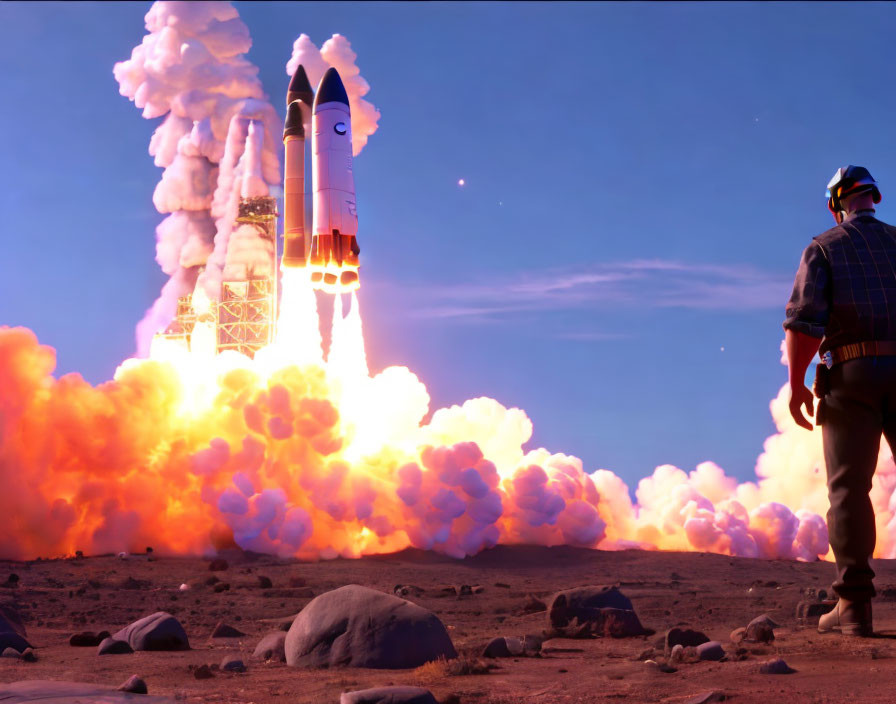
179, 583, 191, 591
192, 663, 214, 679
220, 654, 246, 672
145, 546, 154, 554
209, 558, 229, 572
394, 584, 424, 598
664, 628, 709, 654
117, 675, 147, 694
759, 658, 796, 675
211, 622, 245, 638
221, 655, 246, 672
748, 614, 780, 630
636, 647, 655, 661
1, 647, 20, 658
205, 575, 220, 586
744, 621, 774, 644
213, 582, 231, 593
696, 641, 725, 661
117, 551, 129, 560
252, 631, 287, 662
6, 574, 19, 587
685, 692, 727, 704
97, 637, 133, 655
70, 630, 111, 647
482, 637, 511, 658
668, 643, 684, 665
257, 575, 272, 589
20, 648, 36, 662
495, 582, 511, 589
340, 686, 438, 704
454, 585, 473, 597
729, 627, 746, 643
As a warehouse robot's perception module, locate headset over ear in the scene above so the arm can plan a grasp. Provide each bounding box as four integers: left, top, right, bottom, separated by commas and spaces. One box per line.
826, 165, 881, 222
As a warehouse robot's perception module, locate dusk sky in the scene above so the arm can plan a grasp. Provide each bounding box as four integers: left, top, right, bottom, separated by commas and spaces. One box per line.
3, 1, 895, 489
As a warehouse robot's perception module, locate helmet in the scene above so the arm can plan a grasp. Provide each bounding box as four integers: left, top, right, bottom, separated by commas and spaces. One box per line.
826, 165, 881, 217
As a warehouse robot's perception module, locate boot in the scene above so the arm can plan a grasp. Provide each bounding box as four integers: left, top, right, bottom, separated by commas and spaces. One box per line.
817, 598, 873, 637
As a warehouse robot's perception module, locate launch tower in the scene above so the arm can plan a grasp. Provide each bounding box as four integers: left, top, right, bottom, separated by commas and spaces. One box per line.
216, 195, 278, 357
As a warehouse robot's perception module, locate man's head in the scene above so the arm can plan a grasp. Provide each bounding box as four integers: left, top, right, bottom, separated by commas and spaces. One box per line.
827, 165, 881, 223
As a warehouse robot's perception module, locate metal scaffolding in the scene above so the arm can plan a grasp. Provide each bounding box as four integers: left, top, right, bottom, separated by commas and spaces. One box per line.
216, 277, 274, 356
215, 195, 278, 358
158, 294, 197, 346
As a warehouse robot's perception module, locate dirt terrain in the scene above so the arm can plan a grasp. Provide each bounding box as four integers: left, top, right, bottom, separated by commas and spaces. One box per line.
1, 545, 895, 703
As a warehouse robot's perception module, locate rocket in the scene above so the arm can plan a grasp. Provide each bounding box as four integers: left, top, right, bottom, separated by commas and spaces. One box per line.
281, 66, 314, 268
281, 66, 360, 293
310, 68, 359, 292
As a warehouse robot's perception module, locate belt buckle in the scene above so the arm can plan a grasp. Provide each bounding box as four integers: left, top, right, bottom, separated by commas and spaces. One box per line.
821, 351, 833, 369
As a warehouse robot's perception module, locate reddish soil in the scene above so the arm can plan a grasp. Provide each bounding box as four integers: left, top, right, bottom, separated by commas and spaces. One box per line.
1, 545, 895, 703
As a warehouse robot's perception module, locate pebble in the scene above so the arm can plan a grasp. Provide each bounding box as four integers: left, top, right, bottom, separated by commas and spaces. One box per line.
192, 664, 214, 679
685, 692, 726, 704
213, 582, 231, 593
70, 631, 110, 647
220, 654, 246, 672
759, 658, 796, 675
696, 641, 725, 661
668, 644, 684, 665
117, 676, 147, 694
257, 575, 272, 589
211, 622, 245, 638
665, 627, 709, 654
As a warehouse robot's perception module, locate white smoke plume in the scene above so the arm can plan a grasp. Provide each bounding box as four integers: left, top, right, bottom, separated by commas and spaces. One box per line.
115, 1, 281, 354
286, 34, 381, 156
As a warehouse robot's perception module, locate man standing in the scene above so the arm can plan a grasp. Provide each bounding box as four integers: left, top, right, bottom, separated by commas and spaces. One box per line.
784, 165, 896, 637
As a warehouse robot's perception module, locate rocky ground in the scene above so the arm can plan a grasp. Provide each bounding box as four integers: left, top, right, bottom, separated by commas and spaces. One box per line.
2, 545, 896, 703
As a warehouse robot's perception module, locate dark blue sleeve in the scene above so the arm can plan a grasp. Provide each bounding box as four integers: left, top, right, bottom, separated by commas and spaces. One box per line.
783, 241, 829, 338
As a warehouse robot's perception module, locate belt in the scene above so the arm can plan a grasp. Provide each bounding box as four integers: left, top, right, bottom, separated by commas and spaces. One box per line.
821, 341, 896, 369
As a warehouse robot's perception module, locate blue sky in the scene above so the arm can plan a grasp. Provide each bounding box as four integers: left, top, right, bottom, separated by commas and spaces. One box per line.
2, 1, 895, 487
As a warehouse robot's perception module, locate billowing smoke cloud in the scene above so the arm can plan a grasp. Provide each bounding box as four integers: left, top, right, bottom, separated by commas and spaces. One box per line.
114, 1, 281, 354
286, 34, 381, 156
0, 315, 860, 563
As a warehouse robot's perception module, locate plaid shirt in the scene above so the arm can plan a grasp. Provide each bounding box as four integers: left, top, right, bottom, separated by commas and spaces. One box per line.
784, 211, 896, 355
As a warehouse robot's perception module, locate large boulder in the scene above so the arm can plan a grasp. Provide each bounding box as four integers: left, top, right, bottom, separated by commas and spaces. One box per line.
340, 687, 438, 704
0, 604, 31, 654
112, 612, 189, 651
0, 680, 174, 702
285, 585, 456, 669
546, 586, 650, 638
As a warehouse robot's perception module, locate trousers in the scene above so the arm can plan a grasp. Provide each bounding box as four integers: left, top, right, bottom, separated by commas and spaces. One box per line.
821, 356, 896, 601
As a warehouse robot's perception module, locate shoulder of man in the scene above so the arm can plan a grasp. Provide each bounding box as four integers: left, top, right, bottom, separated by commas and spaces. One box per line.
812, 222, 849, 249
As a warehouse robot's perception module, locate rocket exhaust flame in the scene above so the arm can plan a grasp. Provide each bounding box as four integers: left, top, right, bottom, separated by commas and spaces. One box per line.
0, 284, 859, 563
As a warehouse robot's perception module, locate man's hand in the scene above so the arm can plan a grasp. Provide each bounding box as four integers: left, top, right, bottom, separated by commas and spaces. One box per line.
785, 329, 822, 431
789, 383, 815, 430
